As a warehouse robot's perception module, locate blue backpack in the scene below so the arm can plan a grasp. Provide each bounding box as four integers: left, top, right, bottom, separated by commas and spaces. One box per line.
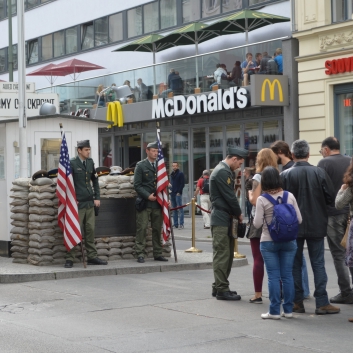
261, 191, 298, 242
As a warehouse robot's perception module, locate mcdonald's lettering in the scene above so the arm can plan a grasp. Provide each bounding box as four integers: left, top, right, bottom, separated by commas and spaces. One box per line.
261, 79, 283, 102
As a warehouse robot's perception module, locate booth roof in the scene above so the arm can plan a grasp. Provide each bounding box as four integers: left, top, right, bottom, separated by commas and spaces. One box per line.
0, 114, 111, 126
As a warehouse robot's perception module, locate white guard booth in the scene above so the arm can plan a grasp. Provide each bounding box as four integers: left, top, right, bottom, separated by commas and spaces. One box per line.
0, 111, 109, 257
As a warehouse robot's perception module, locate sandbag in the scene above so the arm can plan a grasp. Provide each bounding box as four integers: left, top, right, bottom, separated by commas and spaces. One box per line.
11, 240, 29, 247
29, 228, 55, 237
11, 185, 29, 192
27, 255, 53, 265
53, 251, 66, 259
28, 241, 53, 249
122, 242, 135, 248
106, 183, 120, 189
108, 237, 121, 242
28, 221, 54, 229
96, 237, 110, 243
119, 189, 134, 195
11, 205, 29, 214
97, 248, 109, 256
30, 178, 54, 186
108, 248, 122, 256
11, 221, 29, 228
12, 258, 28, 264
96, 243, 109, 249
10, 227, 29, 235
105, 189, 120, 194
121, 236, 135, 242
29, 206, 55, 216
121, 247, 134, 255
53, 245, 66, 253
52, 258, 65, 264
122, 254, 135, 259
109, 242, 122, 248
10, 213, 29, 222
10, 192, 29, 199
11, 246, 29, 253
10, 199, 28, 206
29, 185, 56, 193
119, 182, 133, 190
109, 255, 122, 261
29, 234, 55, 243
29, 198, 54, 207
28, 192, 55, 200
28, 248, 54, 256
116, 175, 131, 183
29, 214, 55, 222
11, 252, 28, 259
98, 255, 108, 261
10, 234, 29, 241
12, 178, 31, 187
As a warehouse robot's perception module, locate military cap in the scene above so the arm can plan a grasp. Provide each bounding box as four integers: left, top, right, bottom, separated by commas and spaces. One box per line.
47, 169, 58, 178
77, 140, 90, 148
121, 167, 135, 175
227, 146, 249, 159
32, 170, 48, 180
110, 166, 123, 175
147, 141, 158, 149
96, 166, 110, 177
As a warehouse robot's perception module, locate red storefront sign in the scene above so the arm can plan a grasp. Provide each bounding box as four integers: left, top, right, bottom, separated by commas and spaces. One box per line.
325, 57, 353, 75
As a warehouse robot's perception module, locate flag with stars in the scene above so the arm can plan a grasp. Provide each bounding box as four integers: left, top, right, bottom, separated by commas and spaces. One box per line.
156, 130, 170, 243
56, 132, 82, 251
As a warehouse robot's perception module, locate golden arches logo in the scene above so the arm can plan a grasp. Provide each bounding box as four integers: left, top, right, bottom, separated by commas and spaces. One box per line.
261, 79, 283, 102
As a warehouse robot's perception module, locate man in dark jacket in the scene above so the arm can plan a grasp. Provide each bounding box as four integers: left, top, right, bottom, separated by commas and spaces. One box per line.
281, 140, 340, 315
170, 162, 185, 229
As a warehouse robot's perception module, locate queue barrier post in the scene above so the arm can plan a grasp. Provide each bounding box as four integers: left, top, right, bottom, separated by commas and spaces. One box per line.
234, 237, 246, 259
185, 198, 202, 253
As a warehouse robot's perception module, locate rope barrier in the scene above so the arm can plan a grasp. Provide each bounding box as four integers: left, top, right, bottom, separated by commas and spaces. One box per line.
170, 202, 191, 211
195, 203, 211, 214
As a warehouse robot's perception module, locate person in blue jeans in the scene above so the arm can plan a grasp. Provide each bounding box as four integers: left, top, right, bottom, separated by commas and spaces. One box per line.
302, 256, 311, 298
253, 167, 302, 319
170, 162, 185, 229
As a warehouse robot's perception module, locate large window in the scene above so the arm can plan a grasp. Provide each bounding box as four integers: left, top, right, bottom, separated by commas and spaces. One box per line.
53, 30, 65, 57
27, 39, 38, 64
222, 0, 242, 13
42, 34, 52, 60
0, 0, 5, 20
109, 12, 123, 43
95, 17, 108, 46
12, 44, 17, 69
183, 0, 201, 23
144, 2, 159, 33
66, 26, 77, 54
81, 22, 94, 50
202, 0, 221, 18
0, 48, 6, 72
161, 0, 177, 29
332, 0, 353, 22
128, 7, 143, 38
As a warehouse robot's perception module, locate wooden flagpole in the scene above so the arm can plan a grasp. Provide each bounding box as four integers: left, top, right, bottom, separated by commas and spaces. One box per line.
59, 123, 86, 268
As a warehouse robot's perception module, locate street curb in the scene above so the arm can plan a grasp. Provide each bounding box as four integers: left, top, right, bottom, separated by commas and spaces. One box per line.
0, 258, 248, 284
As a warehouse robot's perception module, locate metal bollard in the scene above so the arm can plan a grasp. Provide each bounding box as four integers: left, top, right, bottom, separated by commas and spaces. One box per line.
185, 198, 202, 253
234, 238, 246, 259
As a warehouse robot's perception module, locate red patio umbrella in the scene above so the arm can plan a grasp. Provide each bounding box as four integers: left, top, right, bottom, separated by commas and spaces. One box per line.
27, 63, 67, 86
49, 59, 105, 81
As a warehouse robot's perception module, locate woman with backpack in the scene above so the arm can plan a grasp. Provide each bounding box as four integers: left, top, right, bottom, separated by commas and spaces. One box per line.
253, 166, 302, 319
248, 148, 278, 304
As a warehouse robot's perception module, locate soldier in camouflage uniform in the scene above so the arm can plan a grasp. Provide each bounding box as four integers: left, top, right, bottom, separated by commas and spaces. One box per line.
134, 141, 168, 264
64, 140, 108, 268
210, 146, 248, 300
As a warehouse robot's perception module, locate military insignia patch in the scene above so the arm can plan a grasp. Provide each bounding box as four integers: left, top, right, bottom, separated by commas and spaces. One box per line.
227, 177, 231, 185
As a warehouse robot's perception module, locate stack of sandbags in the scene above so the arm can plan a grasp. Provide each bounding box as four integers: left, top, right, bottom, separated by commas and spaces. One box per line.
144, 227, 172, 259
99, 175, 136, 199
94, 237, 124, 261
27, 177, 58, 266
10, 178, 31, 264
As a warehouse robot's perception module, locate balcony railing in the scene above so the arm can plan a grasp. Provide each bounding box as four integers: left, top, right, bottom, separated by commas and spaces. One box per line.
36, 37, 287, 114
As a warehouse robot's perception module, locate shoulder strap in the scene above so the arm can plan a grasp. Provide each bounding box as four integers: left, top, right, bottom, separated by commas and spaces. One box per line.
261, 193, 277, 206
282, 191, 288, 204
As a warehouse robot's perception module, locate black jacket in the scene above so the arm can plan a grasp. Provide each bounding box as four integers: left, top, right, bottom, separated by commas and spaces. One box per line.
280, 161, 335, 238
170, 169, 185, 194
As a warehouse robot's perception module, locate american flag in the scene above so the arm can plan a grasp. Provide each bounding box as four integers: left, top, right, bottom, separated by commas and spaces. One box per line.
56, 133, 82, 251
156, 131, 171, 243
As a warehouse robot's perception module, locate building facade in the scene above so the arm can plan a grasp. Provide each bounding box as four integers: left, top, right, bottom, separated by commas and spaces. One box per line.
293, 0, 353, 164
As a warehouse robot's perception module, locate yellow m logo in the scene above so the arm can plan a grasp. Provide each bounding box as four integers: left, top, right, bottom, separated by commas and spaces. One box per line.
261, 79, 283, 102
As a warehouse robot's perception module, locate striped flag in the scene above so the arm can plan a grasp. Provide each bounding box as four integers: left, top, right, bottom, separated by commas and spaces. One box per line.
156, 131, 171, 243
56, 132, 82, 251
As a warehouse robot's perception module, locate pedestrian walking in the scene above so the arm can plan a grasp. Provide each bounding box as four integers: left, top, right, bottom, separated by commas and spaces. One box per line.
281, 139, 340, 315
170, 162, 185, 229
335, 157, 353, 322
253, 166, 302, 319
64, 140, 108, 268
210, 146, 248, 300
317, 137, 353, 304
134, 141, 168, 264
248, 148, 278, 304
194, 170, 211, 229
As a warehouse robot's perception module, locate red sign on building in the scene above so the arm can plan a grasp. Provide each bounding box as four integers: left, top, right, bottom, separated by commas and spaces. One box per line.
325, 57, 353, 75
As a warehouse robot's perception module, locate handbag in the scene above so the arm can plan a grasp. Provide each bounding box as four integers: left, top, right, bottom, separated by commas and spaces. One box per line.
135, 196, 147, 212
231, 218, 247, 239
246, 215, 262, 239
341, 215, 350, 249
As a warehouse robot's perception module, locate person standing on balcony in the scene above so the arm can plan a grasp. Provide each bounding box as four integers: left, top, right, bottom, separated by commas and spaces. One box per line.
96, 84, 105, 107
274, 48, 283, 74
241, 53, 256, 86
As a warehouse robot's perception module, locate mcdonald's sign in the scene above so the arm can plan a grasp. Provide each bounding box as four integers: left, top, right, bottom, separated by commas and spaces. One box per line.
106, 101, 124, 128
250, 75, 289, 106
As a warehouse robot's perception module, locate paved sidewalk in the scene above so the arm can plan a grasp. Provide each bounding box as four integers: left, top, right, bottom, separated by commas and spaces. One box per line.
0, 250, 247, 284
